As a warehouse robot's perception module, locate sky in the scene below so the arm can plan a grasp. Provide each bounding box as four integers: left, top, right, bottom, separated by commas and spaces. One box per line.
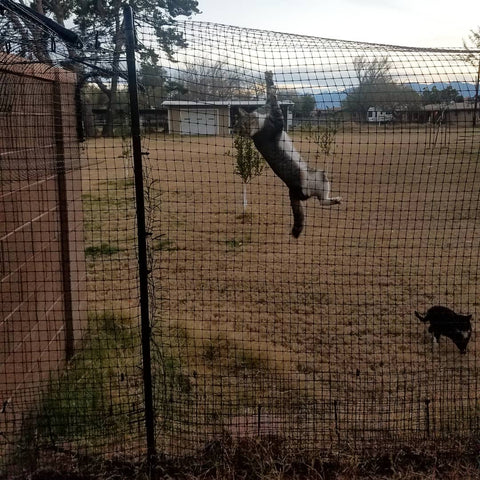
194, 0, 480, 49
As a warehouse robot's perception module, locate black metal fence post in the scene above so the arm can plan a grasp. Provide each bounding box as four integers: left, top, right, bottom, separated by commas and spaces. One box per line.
52, 71, 75, 361
123, 4, 156, 465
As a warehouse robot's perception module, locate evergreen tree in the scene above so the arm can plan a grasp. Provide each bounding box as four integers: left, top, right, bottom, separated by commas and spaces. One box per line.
1, 0, 199, 136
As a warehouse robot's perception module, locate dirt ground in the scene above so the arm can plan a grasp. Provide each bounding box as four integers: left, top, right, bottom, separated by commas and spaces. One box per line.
82, 123, 480, 455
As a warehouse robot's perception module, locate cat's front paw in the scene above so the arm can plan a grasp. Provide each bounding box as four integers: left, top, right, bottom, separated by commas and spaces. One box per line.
332, 197, 342, 204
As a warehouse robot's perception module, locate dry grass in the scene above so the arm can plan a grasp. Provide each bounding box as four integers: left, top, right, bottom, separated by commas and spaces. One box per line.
139, 125, 480, 451
5, 436, 480, 479
66, 124, 480, 476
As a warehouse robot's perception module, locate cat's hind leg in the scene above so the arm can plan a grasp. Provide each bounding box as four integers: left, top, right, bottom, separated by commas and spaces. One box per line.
318, 196, 342, 206
308, 170, 342, 206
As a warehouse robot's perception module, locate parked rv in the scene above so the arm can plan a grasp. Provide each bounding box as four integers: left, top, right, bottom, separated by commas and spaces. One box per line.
367, 107, 393, 123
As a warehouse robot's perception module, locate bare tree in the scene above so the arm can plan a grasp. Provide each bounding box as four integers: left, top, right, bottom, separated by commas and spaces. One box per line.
463, 27, 480, 126
353, 55, 392, 86
463, 27, 480, 66
175, 60, 259, 101
343, 55, 419, 120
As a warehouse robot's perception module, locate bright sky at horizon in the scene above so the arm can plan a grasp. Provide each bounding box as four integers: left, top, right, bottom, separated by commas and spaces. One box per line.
194, 0, 480, 49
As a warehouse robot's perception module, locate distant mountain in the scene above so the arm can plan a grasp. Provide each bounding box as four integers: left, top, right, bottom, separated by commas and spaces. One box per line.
406, 82, 477, 98
313, 90, 348, 110
313, 82, 477, 110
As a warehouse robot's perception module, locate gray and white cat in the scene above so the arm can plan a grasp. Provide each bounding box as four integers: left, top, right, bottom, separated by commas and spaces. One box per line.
236, 71, 341, 237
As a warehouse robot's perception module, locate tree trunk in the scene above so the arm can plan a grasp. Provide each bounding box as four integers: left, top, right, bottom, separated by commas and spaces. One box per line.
242, 183, 248, 214
102, 77, 118, 137
102, 13, 123, 137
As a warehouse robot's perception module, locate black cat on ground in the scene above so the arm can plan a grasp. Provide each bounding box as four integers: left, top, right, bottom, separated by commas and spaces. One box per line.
415, 305, 472, 354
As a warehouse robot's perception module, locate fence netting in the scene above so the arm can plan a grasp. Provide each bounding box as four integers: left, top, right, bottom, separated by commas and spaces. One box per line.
1, 4, 480, 476
140, 21, 479, 455
0, 5, 146, 475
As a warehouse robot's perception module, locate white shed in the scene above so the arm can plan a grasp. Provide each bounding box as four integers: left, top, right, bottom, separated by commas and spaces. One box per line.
162, 100, 294, 135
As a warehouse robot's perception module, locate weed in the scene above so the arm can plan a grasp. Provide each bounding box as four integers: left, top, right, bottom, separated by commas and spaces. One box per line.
7, 437, 480, 479
236, 212, 254, 223
161, 356, 192, 395
151, 237, 178, 252
15, 311, 141, 466
226, 238, 242, 249
85, 243, 122, 258
224, 237, 250, 250
106, 178, 135, 189
202, 337, 229, 362
82, 192, 134, 210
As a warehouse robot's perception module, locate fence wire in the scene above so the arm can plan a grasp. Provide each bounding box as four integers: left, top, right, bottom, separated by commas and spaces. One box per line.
140, 20, 480, 455
0, 7, 147, 474
1, 5, 480, 477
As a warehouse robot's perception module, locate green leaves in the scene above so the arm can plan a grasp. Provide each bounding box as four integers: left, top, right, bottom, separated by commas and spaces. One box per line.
231, 135, 265, 185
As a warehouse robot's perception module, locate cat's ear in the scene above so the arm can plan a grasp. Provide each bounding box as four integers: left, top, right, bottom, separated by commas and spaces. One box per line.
238, 108, 248, 116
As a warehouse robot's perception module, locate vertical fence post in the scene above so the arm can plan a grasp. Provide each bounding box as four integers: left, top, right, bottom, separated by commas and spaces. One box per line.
52, 71, 75, 361
123, 4, 156, 464
424, 399, 431, 438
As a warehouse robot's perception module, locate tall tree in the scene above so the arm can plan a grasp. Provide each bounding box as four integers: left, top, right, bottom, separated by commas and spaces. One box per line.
342, 55, 420, 120
73, 0, 199, 136
1, 0, 199, 136
0, 0, 76, 62
293, 94, 316, 118
137, 62, 187, 108
463, 27, 480, 67
421, 86, 463, 105
175, 59, 255, 101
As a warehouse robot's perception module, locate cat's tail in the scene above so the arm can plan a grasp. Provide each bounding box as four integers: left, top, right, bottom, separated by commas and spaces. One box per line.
415, 311, 427, 322
289, 190, 305, 238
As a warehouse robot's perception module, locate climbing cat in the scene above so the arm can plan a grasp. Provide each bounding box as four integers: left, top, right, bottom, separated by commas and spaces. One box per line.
236, 71, 341, 238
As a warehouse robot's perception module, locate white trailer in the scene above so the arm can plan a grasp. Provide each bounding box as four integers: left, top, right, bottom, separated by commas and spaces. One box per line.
367, 107, 393, 123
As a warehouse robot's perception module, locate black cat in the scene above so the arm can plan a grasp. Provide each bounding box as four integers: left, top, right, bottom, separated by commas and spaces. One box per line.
415, 306, 472, 354
236, 71, 341, 238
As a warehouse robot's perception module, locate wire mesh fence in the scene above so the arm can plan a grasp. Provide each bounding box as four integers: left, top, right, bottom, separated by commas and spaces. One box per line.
0, 6, 147, 473
142, 21, 480, 454
1, 3, 480, 476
